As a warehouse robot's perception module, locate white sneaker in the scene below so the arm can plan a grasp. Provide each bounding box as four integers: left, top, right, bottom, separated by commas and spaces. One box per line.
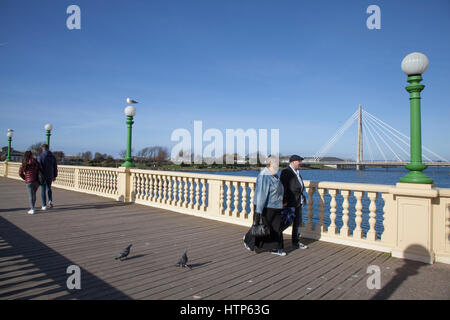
28, 209, 35, 215
271, 249, 287, 256
48, 202, 53, 208
41, 206, 47, 211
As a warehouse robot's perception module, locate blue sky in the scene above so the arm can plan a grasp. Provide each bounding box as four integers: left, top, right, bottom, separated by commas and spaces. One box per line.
0, 0, 449, 160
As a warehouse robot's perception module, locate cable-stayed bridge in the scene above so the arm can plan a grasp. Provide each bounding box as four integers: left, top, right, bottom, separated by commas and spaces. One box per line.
305, 105, 450, 169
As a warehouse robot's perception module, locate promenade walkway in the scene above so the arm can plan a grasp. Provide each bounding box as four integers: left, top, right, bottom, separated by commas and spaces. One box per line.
0, 177, 449, 300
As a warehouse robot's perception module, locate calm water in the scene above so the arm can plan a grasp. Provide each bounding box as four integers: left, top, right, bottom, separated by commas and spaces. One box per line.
190, 166, 450, 188
180, 167, 449, 239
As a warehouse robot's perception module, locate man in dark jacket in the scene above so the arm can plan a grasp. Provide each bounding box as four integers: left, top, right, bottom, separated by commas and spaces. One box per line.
280, 155, 308, 249
37, 144, 58, 210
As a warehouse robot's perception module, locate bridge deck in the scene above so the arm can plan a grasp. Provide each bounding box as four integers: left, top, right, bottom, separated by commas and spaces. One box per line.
0, 177, 449, 300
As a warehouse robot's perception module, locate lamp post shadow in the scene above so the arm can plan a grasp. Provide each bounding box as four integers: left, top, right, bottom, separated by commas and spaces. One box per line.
371, 244, 430, 300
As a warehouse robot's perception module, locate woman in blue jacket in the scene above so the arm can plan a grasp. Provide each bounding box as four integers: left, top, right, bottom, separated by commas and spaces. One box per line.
243, 155, 286, 256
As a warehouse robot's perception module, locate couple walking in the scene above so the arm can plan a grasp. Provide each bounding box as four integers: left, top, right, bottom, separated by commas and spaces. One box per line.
243, 154, 308, 256
18, 144, 58, 214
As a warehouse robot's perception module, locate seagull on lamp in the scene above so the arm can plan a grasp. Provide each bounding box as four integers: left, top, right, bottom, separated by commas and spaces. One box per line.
126, 98, 138, 104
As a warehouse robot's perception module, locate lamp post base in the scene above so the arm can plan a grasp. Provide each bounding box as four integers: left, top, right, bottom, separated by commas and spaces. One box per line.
400, 171, 433, 184
121, 161, 136, 168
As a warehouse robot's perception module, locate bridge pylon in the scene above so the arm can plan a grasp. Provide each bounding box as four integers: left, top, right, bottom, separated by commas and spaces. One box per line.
356, 104, 364, 170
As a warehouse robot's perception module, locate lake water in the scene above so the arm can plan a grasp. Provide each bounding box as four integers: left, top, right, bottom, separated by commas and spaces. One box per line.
190, 166, 450, 189
181, 167, 450, 239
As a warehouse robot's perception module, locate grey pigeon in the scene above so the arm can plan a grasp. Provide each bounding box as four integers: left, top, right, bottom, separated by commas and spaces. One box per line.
126, 98, 138, 104
115, 244, 132, 261
176, 250, 191, 269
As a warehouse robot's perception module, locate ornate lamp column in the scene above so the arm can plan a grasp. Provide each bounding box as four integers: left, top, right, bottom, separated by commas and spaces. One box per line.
6, 129, 14, 162
122, 105, 136, 167
44, 123, 53, 148
400, 52, 433, 184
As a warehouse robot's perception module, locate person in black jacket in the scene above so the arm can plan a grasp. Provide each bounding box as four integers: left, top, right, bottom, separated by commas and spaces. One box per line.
37, 144, 58, 210
280, 155, 308, 249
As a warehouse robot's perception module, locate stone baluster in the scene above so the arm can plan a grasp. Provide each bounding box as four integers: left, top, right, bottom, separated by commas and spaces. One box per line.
353, 191, 364, 239
143, 174, 149, 200
200, 179, 207, 211
225, 181, 232, 216
316, 188, 326, 233
241, 182, 248, 219
107, 171, 112, 193
195, 178, 201, 210
103, 171, 107, 193
156, 175, 162, 203
147, 175, 153, 201
219, 181, 225, 215
162, 175, 168, 204
175, 177, 181, 206
183, 177, 189, 208
188, 178, 194, 209
233, 182, 240, 217
305, 186, 315, 231
340, 190, 350, 237
249, 183, 255, 216
367, 192, 378, 241
167, 176, 173, 205
328, 189, 338, 235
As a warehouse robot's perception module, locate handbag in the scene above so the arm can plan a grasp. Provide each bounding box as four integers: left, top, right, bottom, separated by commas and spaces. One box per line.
250, 213, 270, 237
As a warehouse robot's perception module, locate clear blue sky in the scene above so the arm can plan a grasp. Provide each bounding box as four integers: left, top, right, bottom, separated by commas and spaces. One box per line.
1, 0, 449, 160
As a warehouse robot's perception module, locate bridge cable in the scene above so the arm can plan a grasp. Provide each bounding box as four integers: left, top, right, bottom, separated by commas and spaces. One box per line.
363, 113, 388, 161
361, 117, 375, 161
364, 115, 403, 161
313, 111, 358, 160
364, 111, 437, 162
364, 110, 449, 162
313, 110, 358, 161
364, 114, 410, 161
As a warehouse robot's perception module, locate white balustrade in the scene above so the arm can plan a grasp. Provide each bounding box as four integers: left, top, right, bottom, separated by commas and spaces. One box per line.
4, 161, 449, 264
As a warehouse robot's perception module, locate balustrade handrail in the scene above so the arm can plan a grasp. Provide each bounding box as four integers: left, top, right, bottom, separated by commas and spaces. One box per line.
305, 180, 393, 193
129, 167, 258, 183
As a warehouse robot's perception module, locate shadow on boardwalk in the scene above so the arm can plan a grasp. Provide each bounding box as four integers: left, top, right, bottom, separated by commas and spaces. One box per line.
0, 216, 131, 300
371, 245, 430, 300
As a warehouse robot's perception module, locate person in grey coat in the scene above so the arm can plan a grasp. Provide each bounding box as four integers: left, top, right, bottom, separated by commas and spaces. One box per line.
37, 144, 58, 210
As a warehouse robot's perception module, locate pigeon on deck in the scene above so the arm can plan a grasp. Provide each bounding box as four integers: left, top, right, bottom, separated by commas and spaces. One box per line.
176, 250, 191, 269
115, 244, 132, 261
126, 98, 138, 104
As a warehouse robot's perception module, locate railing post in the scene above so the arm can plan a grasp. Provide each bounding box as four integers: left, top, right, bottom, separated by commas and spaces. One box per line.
117, 167, 131, 202
389, 182, 438, 264
2, 162, 7, 177
207, 179, 222, 216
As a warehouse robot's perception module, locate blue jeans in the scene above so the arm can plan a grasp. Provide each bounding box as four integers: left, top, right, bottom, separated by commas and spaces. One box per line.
292, 206, 303, 244
41, 180, 53, 206
26, 181, 40, 209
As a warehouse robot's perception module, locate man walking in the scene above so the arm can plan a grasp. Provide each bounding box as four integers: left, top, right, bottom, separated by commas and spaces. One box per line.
38, 144, 58, 210
280, 155, 308, 249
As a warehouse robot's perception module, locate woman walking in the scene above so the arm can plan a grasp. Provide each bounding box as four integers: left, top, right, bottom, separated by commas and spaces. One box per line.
243, 155, 286, 256
19, 151, 42, 215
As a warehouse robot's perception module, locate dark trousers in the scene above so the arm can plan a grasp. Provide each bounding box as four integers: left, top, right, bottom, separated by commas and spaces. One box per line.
244, 207, 283, 251
41, 180, 53, 206
292, 206, 303, 245
26, 181, 40, 209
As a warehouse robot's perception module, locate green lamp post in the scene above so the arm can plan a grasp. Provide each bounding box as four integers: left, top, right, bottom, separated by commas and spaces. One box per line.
45, 123, 53, 148
400, 52, 433, 184
6, 129, 14, 162
121, 103, 137, 167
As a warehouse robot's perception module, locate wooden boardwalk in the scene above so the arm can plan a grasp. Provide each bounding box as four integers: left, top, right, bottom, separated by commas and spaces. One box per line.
1, 177, 449, 300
